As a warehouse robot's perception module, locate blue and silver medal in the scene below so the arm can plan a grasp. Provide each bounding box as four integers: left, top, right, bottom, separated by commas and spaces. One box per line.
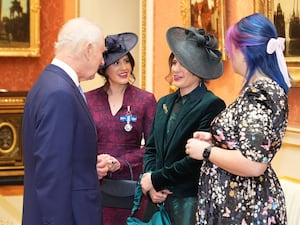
120, 106, 137, 132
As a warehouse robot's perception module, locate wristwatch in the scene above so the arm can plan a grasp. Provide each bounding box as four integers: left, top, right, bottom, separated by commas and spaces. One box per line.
203, 145, 213, 160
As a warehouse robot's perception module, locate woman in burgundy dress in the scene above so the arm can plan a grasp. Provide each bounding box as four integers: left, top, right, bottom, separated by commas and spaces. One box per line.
85, 32, 156, 224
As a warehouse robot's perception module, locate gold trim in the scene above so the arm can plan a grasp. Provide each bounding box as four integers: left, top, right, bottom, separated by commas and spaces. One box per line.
141, 0, 146, 90
0, 96, 26, 105
0, 165, 24, 171
76, 0, 80, 17
180, 0, 191, 27
180, 0, 226, 60
0, 0, 40, 57
279, 176, 300, 184
253, 0, 273, 18
0, 170, 24, 176
0, 122, 17, 154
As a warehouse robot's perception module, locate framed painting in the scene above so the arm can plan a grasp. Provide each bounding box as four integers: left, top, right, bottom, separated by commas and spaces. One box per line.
254, 0, 300, 86
180, 0, 226, 60
0, 0, 40, 57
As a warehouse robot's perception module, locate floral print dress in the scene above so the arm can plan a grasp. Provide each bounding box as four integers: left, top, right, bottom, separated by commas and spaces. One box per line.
196, 79, 288, 225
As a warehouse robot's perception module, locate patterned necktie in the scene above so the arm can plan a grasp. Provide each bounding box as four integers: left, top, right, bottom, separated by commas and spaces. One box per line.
78, 85, 87, 103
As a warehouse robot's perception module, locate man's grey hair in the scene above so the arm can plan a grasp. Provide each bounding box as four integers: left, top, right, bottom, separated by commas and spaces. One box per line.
54, 17, 103, 55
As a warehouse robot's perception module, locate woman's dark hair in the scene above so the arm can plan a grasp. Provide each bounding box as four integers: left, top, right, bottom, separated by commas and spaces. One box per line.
165, 52, 175, 85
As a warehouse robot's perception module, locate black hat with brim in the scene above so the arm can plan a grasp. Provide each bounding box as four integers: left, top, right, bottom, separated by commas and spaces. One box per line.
98, 32, 138, 75
166, 26, 223, 80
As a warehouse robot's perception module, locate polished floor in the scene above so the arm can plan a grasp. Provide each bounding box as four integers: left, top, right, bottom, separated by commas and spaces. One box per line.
0, 185, 23, 225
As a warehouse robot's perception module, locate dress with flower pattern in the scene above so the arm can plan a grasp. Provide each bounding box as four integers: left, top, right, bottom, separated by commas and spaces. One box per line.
196, 79, 288, 225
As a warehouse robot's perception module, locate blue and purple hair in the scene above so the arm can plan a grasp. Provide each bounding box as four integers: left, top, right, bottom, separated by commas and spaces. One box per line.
225, 13, 289, 94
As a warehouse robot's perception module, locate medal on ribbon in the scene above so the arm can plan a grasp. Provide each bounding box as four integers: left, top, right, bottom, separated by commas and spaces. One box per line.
120, 106, 137, 132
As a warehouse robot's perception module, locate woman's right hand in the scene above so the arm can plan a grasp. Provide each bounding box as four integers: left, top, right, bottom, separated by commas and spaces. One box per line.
96, 154, 121, 179
96, 154, 110, 179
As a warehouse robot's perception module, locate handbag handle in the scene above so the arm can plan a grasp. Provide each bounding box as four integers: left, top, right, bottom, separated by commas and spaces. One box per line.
130, 174, 144, 215
124, 158, 134, 180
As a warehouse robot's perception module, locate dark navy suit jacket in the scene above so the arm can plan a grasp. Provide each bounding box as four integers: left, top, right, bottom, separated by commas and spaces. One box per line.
22, 64, 102, 225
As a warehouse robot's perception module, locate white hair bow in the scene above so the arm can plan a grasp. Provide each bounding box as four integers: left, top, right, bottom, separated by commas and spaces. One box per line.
266, 37, 291, 88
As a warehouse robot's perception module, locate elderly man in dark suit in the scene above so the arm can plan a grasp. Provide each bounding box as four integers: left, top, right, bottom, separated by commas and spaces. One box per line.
22, 17, 105, 225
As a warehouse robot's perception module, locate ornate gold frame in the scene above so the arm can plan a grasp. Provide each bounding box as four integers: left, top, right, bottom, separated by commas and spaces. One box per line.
180, 0, 226, 60
0, 122, 17, 154
254, 0, 300, 86
0, 0, 40, 57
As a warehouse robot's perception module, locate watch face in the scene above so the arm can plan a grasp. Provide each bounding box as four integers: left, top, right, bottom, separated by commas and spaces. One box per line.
203, 146, 212, 160
0, 122, 16, 154
203, 150, 208, 159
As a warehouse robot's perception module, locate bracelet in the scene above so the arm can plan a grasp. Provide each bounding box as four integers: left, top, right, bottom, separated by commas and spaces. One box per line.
203, 145, 213, 160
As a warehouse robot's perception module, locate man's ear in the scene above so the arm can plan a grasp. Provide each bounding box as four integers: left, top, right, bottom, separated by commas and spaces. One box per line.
84, 42, 94, 61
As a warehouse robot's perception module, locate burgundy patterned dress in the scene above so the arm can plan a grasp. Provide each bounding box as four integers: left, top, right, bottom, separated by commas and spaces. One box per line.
85, 84, 156, 225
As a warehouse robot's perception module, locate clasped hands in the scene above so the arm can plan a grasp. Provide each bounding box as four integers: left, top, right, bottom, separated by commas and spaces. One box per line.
96, 154, 120, 179
140, 172, 172, 204
185, 131, 212, 160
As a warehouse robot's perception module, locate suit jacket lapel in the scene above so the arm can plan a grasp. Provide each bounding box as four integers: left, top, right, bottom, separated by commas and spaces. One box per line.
154, 92, 178, 156
164, 85, 207, 148
52, 65, 97, 133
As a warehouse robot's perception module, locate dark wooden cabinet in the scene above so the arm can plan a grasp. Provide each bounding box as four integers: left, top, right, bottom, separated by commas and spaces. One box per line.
0, 91, 27, 184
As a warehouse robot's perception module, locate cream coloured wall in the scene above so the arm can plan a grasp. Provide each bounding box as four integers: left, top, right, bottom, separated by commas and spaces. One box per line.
78, 0, 141, 92
272, 128, 300, 179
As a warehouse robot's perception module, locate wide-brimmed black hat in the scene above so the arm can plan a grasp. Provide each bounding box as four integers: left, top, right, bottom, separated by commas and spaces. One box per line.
166, 26, 223, 79
98, 32, 138, 74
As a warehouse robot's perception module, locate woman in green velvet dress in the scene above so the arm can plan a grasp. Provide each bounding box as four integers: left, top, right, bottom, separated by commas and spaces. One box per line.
140, 26, 226, 225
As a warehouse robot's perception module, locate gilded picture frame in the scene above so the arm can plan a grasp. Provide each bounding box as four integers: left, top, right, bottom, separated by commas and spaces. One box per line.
254, 0, 300, 86
0, 0, 40, 57
180, 0, 226, 60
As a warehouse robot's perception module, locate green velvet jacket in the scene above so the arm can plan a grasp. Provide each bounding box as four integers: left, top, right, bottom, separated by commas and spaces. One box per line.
143, 84, 226, 197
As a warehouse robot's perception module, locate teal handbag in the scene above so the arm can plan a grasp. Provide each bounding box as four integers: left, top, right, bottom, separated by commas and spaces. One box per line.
126, 175, 172, 225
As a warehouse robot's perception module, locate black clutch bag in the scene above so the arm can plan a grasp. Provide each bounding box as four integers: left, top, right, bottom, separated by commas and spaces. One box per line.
100, 159, 137, 209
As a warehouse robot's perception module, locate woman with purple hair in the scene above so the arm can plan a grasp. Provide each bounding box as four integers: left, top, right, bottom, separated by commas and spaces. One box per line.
185, 13, 290, 224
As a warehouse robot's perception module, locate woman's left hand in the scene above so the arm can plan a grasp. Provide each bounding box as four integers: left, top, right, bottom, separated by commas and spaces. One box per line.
148, 188, 172, 204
